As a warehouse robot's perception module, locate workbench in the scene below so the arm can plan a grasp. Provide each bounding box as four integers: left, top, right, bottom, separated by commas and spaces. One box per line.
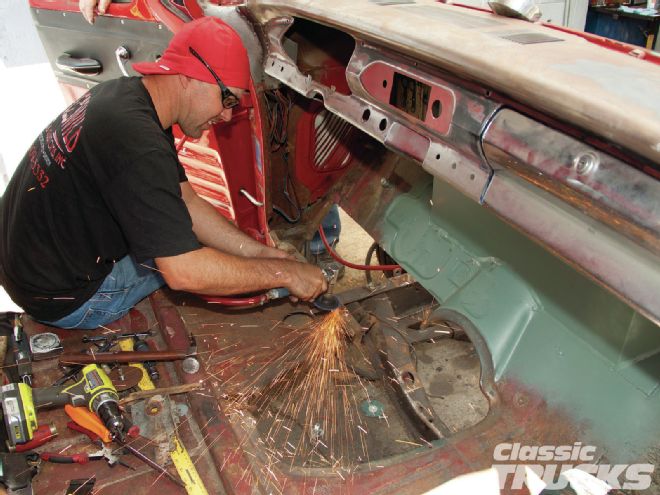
586, 5, 660, 49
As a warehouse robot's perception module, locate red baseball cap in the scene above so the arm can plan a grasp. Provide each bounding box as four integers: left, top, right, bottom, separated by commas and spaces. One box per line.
133, 17, 250, 90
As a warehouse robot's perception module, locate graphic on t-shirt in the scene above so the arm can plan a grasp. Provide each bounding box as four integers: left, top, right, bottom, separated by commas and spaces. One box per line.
29, 92, 91, 189
60, 92, 91, 154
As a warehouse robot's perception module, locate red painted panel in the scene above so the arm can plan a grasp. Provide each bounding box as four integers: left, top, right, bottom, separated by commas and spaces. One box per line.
30, 0, 156, 21
360, 61, 392, 102
211, 79, 268, 243
360, 61, 455, 135
294, 100, 354, 202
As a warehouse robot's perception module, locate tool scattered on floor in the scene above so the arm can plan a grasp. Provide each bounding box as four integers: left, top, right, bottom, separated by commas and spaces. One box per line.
169, 435, 208, 495
41, 411, 134, 470
1, 364, 134, 446
40, 446, 122, 467
0, 452, 40, 495
81, 330, 153, 344
116, 336, 157, 390
52, 330, 120, 386
40, 364, 134, 441
29, 332, 63, 361
119, 337, 207, 495
58, 349, 195, 365
1, 382, 38, 446
108, 366, 144, 391
119, 383, 202, 405
9, 424, 57, 452
0, 316, 205, 492
65, 477, 96, 495
120, 440, 186, 487
55, 331, 157, 385
71, 407, 184, 487
65, 405, 112, 444
133, 336, 160, 381
10, 314, 33, 385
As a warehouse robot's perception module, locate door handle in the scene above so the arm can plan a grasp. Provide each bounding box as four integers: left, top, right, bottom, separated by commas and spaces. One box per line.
55, 54, 102, 76
115, 46, 131, 77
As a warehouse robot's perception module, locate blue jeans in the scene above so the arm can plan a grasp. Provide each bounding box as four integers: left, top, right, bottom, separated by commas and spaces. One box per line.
309, 204, 341, 255
43, 256, 165, 330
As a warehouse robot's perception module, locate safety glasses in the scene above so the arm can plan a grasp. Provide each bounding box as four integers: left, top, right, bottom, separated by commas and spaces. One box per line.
188, 46, 240, 109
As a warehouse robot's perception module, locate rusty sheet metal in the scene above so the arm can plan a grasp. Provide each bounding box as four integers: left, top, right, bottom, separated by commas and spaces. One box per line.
482, 109, 660, 253
21, 288, 617, 494
141, 290, 597, 494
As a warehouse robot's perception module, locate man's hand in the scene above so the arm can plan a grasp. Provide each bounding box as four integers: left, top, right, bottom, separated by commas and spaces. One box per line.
286, 262, 328, 302
258, 246, 326, 301
80, 0, 111, 24
258, 245, 297, 261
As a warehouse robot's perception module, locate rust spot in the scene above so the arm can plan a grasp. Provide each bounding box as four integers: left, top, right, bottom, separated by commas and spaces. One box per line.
514, 391, 529, 408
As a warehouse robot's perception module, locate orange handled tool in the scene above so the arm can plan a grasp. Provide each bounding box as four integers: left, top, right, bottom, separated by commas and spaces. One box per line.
64, 405, 112, 443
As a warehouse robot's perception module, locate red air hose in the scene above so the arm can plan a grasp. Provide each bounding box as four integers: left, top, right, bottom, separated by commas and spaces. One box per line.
202, 293, 268, 307
317, 227, 401, 271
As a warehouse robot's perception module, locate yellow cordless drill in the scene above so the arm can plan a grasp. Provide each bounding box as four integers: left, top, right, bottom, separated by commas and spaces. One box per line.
1, 364, 128, 446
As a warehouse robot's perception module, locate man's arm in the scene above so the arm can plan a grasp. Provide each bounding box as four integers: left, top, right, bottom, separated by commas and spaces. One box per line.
181, 181, 286, 259
159, 182, 326, 300
155, 247, 327, 301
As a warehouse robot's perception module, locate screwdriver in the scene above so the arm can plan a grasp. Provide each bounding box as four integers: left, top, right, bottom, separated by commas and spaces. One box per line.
118, 440, 186, 488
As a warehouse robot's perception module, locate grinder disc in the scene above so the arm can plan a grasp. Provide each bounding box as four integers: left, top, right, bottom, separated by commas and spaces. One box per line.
108, 366, 143, 391
313, 294, 340, 312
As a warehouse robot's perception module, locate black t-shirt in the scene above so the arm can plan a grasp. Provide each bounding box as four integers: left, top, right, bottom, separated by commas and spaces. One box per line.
0, 77, 201, 321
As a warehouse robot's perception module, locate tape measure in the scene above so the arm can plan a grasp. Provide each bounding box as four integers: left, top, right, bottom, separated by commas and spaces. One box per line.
119, 339, 208, 495
171, 436, 208, 495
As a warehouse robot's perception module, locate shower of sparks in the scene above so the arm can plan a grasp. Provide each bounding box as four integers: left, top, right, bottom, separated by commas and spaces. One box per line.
211, 308, 373, 491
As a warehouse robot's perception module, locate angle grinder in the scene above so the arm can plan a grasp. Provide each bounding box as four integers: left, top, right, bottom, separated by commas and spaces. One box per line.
268, 265, 341, 311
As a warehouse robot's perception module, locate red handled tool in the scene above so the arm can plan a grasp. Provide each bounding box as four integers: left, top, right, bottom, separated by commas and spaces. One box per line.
40, 451, 99, 464
10, 424, 57, 452
41, 416, 135, 469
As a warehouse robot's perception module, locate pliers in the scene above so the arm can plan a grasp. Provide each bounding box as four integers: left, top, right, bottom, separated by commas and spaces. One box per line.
40, 422, 134, 469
